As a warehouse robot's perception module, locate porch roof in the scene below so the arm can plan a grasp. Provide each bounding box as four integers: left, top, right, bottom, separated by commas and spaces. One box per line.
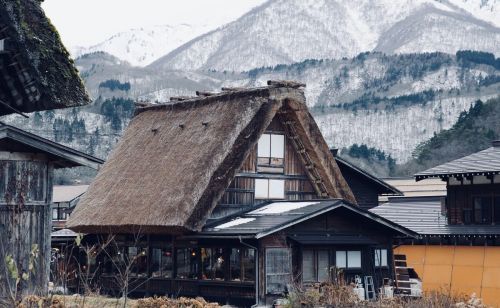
202, 199, 417, 239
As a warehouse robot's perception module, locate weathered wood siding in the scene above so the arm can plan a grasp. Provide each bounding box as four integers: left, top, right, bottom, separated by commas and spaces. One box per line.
257, 210, 395, 304
212, 116, 320, 218
338, 164, 379, 209
0, 156, 52, 300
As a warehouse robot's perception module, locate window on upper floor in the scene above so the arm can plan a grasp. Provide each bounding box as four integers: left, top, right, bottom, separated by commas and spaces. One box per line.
462, 195, 500, 225
495, 197, 500, 224
52, 204, 68, 221
474, 197, 492, 224
255, 179, 285, 199
257, 133, 284, 173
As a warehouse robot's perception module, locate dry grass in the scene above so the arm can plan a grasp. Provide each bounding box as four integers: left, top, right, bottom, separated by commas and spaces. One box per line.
14, 294, 221, 308
13, 290, 489, 308
284, 283, 490, 308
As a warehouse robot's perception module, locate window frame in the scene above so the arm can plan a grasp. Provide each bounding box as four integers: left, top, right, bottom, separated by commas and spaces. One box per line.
302, 249, 330, 283
374, 248, 388, 268
463, 194, 500, 225
257, 133, 285, 173
175, 247, 199, 279
335, 250, 362, 269
229, 247, 256, 283
254, 178, 285, 200
265, 247, 292, 295
151, 247, 173, 279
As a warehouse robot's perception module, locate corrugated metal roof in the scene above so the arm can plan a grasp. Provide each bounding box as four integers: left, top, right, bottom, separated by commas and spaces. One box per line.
415, 145, 500, 180
378, 178, 446, 202
370, 197, 500, 236
51, 228, 77, 238
202, 200, 416, 238
52, 185, 89, 203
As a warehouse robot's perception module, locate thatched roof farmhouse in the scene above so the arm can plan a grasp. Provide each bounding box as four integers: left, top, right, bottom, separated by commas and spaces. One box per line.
68, 82, 356, 234
0, 0, 90, 115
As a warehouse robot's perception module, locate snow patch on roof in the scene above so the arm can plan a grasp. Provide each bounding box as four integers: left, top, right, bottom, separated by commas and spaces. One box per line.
249, 202, 319, 215
214, 218, 256, 229
52, 185, 89, 203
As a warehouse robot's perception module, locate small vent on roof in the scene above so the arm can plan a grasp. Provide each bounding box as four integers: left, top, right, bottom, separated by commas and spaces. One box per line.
492, 140, 500, 147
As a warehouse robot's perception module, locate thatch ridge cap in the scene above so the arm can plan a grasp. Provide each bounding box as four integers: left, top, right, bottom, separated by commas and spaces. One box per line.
134, 84, 304, 116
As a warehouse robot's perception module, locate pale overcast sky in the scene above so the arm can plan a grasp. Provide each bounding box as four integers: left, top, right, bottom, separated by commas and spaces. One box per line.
42, 0, 267, 48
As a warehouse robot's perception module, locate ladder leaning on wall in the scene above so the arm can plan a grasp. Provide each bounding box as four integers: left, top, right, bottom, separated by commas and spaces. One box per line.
393, 254, 412, 295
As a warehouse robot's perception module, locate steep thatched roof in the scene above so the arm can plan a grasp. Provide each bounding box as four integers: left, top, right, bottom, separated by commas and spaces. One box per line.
67, 84, 355, 234
0, 0, 90, 115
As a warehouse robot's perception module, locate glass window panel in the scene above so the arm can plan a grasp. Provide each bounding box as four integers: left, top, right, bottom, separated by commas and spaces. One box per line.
135, 248, 148, 277
375, 249, 388, 267
52, 207, 59, 220
161, 248, 173, 278
474, 198, 482, 223
176, 248, 198, 279
127, 247, 138, 277
270, 134, 284, 159
151, 248, 162, 278
201, 248, 213, 279
266, 248, 291, 294
495, 197, 500, 224
255, 179, 269, 199
474, 197, 492, 224
381, 249, 388, 267
214, 248, 225, 280
258, 134, 271, 157
302, 250, 314, 282
335, 251, 346, 268
269, 180, 285, 199
230, 248, 241, 281
482, 197, 492, 224
317, 251, 329, 281
347, 251, 361, 268
201, 248, 225, 280
242, 248, 255, 282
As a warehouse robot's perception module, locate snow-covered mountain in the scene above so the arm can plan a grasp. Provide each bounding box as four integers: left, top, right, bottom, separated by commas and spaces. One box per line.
150, 0, 500, 72
72, 24, 213, 67
447, 0, 499, 27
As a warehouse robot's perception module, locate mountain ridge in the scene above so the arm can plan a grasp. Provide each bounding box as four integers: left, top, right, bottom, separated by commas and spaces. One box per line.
149, 0, 500, 72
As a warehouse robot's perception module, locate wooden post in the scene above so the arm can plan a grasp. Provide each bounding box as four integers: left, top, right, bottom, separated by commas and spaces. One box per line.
0, 152, 52, 301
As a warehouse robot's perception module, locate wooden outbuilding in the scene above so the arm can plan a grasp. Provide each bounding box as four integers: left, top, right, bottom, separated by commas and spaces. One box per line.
0, 125, 103, 300
0, 0, 98, 302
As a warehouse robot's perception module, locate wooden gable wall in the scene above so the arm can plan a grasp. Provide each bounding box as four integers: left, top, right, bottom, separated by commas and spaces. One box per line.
212, 116, 320, 219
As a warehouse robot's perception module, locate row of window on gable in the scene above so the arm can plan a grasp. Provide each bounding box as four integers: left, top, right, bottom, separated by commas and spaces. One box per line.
256, 133, 286, 199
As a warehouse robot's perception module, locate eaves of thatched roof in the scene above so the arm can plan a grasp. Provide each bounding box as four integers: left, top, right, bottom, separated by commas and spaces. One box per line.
67, 83, 355, 234
0, 0, 90, 115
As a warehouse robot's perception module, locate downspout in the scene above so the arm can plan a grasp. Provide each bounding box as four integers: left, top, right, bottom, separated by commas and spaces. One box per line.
240, 236, 259, 307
